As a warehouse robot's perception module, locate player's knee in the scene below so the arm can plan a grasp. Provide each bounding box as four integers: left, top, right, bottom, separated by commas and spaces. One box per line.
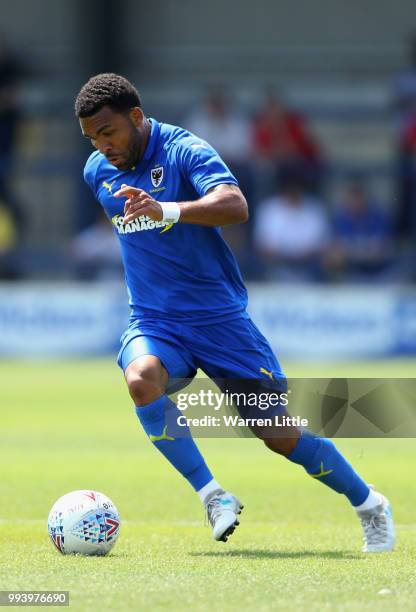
263, 436, 299, 457
125, 361, 166, 406
126, 372, 163, 406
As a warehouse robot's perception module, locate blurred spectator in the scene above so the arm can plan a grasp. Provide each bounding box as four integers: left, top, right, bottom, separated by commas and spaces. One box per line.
69, 215, 122, 281
328, 180, 396, 281
393, 33, 416, 122
0, 35, 23, 233
0, 202, 19, 279
184, 87, 253, 200
395, 111, 416, 240
254, 172, 330, 281
186, 87, 254, 275
186, 87, 250, 163
393, 33, 416, 240
251, 90, 323, 192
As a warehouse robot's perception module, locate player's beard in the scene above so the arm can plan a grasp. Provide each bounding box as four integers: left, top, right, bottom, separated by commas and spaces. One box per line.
116, 136, 142, 170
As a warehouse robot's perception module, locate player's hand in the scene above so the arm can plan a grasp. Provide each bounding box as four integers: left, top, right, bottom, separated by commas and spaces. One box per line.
114, 184, 163, 224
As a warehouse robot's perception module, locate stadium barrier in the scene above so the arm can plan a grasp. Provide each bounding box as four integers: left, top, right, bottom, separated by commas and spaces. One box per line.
0, 283, 415, 358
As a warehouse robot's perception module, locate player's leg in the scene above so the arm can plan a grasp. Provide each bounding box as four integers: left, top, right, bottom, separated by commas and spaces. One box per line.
190, 315, 395, 551
282, 431, 394, 552
121, 337, 215, 495
119, 327, 241, 541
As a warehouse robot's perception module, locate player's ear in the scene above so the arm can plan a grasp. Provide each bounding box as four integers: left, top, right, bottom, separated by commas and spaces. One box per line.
129, 107, 144, 127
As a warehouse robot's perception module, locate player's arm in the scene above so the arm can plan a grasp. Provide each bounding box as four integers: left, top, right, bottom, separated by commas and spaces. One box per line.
176, 183, 248, 226
114, 183, 248, 227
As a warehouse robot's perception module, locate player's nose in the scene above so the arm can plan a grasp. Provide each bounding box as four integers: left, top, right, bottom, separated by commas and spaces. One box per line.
101, 144, 113, 156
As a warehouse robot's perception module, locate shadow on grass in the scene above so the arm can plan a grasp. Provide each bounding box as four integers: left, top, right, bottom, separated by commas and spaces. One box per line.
190, 549, 362, 560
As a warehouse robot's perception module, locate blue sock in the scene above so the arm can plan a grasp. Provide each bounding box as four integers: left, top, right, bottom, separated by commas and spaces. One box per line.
287, 431, 369, 506
135, 395, 213, 492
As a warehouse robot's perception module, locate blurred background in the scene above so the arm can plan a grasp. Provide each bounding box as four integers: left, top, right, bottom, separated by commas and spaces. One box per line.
1, 0, 416, 361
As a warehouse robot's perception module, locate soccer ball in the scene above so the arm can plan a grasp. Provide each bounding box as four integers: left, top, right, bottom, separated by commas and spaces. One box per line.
48, 490, 120, 556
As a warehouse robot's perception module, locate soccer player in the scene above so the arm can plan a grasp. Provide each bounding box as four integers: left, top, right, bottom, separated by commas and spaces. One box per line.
75, 74, 395, 552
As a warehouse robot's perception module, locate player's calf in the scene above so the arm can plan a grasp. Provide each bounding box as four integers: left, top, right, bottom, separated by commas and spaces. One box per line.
125, 358, 246, 543
263, 434, 300, 456
265, 428, 396, 551
241, 404, 301, 456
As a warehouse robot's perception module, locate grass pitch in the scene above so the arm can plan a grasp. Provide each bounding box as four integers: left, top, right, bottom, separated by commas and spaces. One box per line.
0, 359, 415, 611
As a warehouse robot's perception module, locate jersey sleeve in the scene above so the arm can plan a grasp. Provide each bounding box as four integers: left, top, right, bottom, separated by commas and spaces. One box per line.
175, 136, 238, 197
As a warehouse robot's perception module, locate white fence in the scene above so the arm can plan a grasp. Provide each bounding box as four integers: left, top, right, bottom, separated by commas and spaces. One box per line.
0, 283, 415, 359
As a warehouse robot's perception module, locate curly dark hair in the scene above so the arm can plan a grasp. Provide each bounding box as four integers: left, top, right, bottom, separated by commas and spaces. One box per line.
75, 73, 142, 117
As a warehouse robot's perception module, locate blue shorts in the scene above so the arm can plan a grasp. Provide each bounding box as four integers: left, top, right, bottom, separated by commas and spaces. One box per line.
117, 313, 284, 387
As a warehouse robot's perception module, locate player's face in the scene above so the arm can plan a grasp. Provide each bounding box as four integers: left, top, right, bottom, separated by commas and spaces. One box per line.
80, 106, 146, 170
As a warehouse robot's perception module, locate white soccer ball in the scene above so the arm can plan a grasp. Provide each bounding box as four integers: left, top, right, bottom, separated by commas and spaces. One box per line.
47, 490, 120, 556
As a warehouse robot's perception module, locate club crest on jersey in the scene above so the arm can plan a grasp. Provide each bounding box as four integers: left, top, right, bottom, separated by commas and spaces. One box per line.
151, 165, 164, 188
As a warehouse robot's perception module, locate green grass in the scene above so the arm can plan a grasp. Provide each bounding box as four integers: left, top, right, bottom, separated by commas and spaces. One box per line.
0, 359, 415, 611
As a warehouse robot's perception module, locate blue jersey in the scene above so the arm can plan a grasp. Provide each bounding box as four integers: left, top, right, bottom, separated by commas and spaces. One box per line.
83, 118, 248, 324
